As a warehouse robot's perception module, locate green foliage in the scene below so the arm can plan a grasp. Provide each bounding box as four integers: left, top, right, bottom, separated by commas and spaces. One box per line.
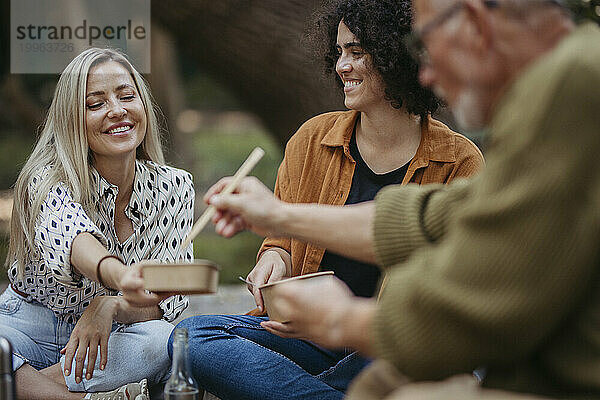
191, 127, 283, 283
0, 236, 7, 281
193, 231, 264, 285
184, 75, 243, 110
193, 129, 281, 191
0, 135, 27, 283
0, 134, 34, 189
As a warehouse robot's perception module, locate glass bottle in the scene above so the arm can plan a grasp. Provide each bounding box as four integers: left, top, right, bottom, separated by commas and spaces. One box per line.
0, 336, 16, 400
164, 328, 201, 400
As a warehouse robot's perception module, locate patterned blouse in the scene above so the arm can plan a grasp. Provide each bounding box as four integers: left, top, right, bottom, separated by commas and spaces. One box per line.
8, 160, 194, 324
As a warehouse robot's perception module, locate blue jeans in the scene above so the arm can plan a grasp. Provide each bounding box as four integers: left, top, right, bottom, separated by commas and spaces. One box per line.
0, 285, 173, 395
170, 315, 371, 400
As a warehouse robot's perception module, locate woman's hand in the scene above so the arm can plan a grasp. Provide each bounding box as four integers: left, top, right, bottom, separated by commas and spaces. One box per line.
118, 263, 171, 307
61, 296, 119, 383
246, 249, 291, 312
204, 176, 285, 238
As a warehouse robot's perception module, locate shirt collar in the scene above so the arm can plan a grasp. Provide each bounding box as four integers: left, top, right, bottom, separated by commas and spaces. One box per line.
319, 110, 457, 164
415, 115, 457, 164
129, 160, 154, 219
90, 160, 155, 221
90, 166, 118, 200
320, 110, 359, 149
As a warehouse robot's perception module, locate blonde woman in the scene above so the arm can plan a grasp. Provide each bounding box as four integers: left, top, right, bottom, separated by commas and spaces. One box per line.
0, 48, 194, 399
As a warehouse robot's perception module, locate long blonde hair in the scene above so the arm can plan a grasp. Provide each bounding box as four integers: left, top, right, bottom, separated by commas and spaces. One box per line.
6, 48, 165, 277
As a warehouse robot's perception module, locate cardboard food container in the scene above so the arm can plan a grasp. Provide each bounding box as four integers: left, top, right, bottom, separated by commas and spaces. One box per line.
142, 259, 219, 294
259, 271, 335, 322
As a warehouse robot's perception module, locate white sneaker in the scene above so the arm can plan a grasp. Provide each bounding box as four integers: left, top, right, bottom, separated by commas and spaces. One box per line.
88, 378, 149, 400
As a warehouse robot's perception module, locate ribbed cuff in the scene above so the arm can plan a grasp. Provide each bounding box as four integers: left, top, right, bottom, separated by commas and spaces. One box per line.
423, 179, 471, 243
373, 184, 442, 269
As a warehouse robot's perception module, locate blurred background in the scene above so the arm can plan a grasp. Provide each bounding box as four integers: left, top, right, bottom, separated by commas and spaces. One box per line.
0, 0, 346, 284
0, 0, 598, 285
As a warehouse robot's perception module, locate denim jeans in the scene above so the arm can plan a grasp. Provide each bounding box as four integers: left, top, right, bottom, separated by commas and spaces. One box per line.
0, 285, 173, 395
170, 314, 371, 400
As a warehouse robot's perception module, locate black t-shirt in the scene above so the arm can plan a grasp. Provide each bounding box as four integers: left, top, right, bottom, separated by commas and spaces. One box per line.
320, 130, 409, 297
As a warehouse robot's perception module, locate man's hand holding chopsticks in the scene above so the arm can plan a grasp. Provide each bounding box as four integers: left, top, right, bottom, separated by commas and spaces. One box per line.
205, 176, 284, 238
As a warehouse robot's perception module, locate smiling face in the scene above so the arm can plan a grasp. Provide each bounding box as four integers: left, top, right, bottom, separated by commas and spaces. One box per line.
85, 60, 147, 164
335, 20, 387, 112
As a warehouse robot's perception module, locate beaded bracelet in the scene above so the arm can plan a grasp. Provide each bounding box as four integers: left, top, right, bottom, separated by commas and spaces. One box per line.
96, 255, 122, 289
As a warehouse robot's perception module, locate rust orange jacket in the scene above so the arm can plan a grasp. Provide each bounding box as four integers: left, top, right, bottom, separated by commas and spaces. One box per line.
250, 110, 483, 314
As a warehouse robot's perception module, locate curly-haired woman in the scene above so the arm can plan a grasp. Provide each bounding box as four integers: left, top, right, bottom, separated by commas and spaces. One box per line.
173, 1, 483, 399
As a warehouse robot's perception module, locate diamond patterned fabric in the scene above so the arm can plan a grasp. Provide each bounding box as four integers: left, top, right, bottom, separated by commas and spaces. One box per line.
8, 160, 194, 323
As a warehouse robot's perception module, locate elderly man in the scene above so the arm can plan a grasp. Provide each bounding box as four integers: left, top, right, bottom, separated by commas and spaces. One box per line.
200, 0, 600, 398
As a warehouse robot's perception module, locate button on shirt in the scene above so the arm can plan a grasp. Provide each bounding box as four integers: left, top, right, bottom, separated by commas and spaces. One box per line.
8, 160, 194, 324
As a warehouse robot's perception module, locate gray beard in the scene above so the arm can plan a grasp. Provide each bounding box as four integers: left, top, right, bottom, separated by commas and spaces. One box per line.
452, 88, 486, 132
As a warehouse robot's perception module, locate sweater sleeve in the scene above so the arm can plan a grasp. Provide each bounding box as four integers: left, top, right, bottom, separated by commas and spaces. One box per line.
371, 60, 600, 380
373, 179, 472, 268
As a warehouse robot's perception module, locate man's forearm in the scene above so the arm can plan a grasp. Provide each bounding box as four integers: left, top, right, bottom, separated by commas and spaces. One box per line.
276, 202, 376, 263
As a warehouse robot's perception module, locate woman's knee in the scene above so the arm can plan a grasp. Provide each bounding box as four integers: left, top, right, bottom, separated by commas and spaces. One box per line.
0, 325, 46, 371
168, 315, 218, 358
89, 320, 175, 388
168, 315, 258, 360
175, 314, 265, 335
172, 315, 234, 343
175, 314, 231, 331
140, 319, 175, 339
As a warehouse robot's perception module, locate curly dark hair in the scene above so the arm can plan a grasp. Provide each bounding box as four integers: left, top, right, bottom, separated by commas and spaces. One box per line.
310, 0, 440, 116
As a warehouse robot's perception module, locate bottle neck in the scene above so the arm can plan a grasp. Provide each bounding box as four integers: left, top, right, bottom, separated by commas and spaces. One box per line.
171, 340, 191, 375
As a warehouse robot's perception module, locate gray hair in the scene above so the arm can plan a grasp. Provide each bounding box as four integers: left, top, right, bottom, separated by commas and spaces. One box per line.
427, 0, 566, 13
424, 0, 570, 31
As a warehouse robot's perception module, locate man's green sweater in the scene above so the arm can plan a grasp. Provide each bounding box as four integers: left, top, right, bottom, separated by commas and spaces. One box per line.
372, 23, 600, 398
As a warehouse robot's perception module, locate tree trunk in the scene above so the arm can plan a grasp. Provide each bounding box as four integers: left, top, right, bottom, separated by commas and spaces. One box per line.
151, 0, 343, 145
146, 25, 193, 168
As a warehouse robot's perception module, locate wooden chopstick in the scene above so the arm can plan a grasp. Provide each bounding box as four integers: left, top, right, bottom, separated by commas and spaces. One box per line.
180, 147, 265, 250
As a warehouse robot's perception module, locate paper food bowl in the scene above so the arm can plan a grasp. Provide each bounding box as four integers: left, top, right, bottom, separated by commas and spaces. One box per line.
142, 259, 219, 294
259, 271, 335, 322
